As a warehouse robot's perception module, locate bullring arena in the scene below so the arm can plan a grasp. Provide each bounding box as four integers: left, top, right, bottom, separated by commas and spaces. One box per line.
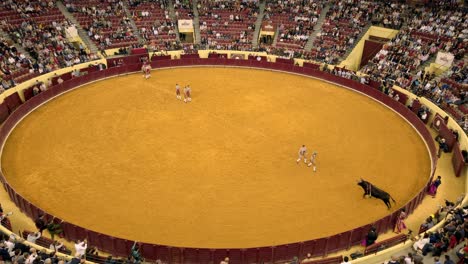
1, 67, 431, 248
0, 0, 466, 264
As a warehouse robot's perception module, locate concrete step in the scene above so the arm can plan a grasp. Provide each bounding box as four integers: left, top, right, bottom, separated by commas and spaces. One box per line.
167, 0, 180, 42
56, 1, 100, 54
252, 0, 265, 48
418, 56, 437, 73
121, 2, 145, 44
304, 3, 331, 52
272, 27, 280, 47
0, 29, 32, 58
192, 0, 201, 44
339, 23, 372, 62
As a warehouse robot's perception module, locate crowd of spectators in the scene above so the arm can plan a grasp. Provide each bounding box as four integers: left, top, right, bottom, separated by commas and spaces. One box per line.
370, 2, 410, 29
0, 206, 146, 264
126, 0, 178, 51
0, 0, 94, 89
311, 0, 376, 64
6, 19, 92, 69
173, 0, 193, 19
198, 0, 258, 51
400, 198, 468, 264
263, 0, 324, 52
65, 0, 138, 50
360, 1, 467, 129
0, 38, 28, 91
359, 2, 466, 81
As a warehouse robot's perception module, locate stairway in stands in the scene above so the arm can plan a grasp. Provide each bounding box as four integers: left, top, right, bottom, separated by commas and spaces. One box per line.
56, 1, 100, 54
167, 0, 181, 42
121, 2, 145, 44
271, 27, 280, 47
0, 29, 31, 58
304, 3, 331, 52
339, 23, 372, 62
192, 0, 201, 44
417, 56, 437, 73
252, 0, 266, 49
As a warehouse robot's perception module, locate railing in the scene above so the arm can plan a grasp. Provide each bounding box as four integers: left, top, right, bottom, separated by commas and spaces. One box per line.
0, 57, 438, 264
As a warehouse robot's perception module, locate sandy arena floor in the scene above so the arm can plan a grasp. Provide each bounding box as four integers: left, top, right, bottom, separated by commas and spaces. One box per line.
1, 67, 431, 248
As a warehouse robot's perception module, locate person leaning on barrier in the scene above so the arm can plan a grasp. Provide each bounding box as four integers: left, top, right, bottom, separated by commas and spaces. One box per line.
413, 233, 430, 252
45, 218, 63, 240
50, 240, 64, 252
366, 226, 378, 246
26, 232, 41, 244
436, 137, 449, 158
74, 239, 87, 258
130, 241, 143, 263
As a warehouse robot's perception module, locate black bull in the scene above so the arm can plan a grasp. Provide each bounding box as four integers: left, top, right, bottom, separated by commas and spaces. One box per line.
358, 179, 396, 209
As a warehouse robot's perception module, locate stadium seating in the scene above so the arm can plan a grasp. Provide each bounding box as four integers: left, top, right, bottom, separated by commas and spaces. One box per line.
311, 1, 376, 64
174, 0, 193, 20
64, 0, 138, 49
264, 0, 323, 52
126, 0, 176, 50
198, 0, 258, 51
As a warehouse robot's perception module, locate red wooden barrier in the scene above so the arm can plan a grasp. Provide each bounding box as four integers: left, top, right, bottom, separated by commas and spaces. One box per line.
0, 103, 9, 124
276, 58, 294, 65
452, 143, 465, 177
244, 248, 258, 263
258, 247, 273, 263
5, 92, 23, 112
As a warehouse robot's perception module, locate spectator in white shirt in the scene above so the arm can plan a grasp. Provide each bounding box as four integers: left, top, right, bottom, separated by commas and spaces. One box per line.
5, 237, 16, 256
26, 232, 41, 244
50, 240, 64, 252
25, 248, 38, 264
403, 252, 413, 264
74, 239, 87, 257
413, 233, 430, 252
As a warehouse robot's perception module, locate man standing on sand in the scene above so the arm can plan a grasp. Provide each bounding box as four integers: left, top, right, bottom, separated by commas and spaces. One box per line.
307, 152, 318, 172
184, 85, 192, 103
296, 145, 307, 164
175, 84, 181, 100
